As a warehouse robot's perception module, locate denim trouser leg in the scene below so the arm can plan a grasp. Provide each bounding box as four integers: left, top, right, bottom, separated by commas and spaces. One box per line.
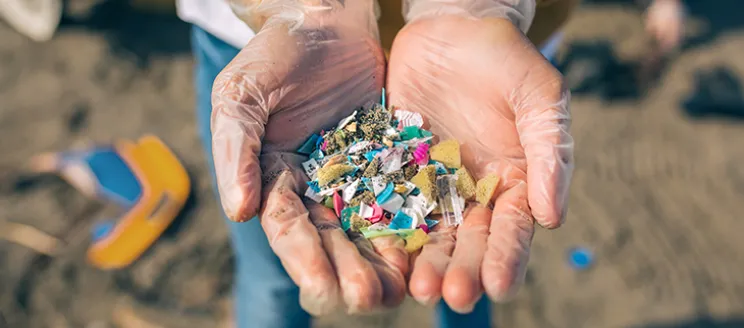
190, 25, 311, 328
436, 296, 492, 328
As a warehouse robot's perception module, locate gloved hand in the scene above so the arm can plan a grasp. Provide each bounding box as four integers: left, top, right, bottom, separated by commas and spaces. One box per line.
645, 0, 685, 53
211, 0, 408, 315
387, 0, 574, 312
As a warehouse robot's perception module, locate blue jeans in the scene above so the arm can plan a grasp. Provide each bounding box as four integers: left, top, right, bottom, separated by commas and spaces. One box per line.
191, 25, 493, 328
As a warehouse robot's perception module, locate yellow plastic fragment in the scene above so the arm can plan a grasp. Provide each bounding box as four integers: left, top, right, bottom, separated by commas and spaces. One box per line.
404, 229, 430, 253
382, 137, 393, 148
349, 213, 370, 232
410, 165, 437, 202
476, 174, 500, 207
322, 154, 346, 168
394, 184, 407, 194
317, 164, 354, 186
455, 167, 477, 201
429, 139, 461, 168
346, 122, 357, 132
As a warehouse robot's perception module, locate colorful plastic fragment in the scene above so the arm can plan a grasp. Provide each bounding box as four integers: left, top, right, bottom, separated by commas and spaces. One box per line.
376, 183, 394, 204
340, 206, 360, 231
455, 167, 477, 201
476, 174, 501, 207
413, 143, 430, 165
436, 175, 464, 226
400, 126, 424, 140
429, 139, 461, 168
333, 192, 344, 217
298, 134, 320, 155
349, 213, 370, 232
393, 110, 424, 128
300, 100, 478, 252
404, 229, 430, 253
316, 164, 354, 186
410, 165, 437, 202
389, 211, 414, 230
379, 194, 405, 213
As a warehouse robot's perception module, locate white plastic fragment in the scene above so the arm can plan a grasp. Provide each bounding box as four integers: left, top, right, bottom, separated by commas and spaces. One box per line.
379, 194, 405, 213
318, 181, 350, 197
348, 140, 372, 154
301, 158, 320, 179
358, 202, 375, 219
304, 187, 324, 203
394, 110, 424, 128
342, 179, 361, 203
400, 181, 417, 197
336, 110, 357, 130
384, 127, 398, 136
404, 194, 437, 218
400, 207, 427, 229
371, 176, 387, 195
380, 148, 404, 174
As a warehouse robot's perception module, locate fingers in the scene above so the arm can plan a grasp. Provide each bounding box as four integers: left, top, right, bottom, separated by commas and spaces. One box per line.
211, 26, 300, 222
441, 206, 490, 313
354, 234, 409, 308
514, 69, 574, 229
306, 203, 383, 313
481, 182, 534, 302
259, 167, 340, 315
408, 224, 456, 306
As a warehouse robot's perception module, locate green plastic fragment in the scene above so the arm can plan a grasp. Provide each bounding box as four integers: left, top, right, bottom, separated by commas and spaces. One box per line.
340, 206, 360, 231
323, 197, 334, 209
298, 134, 319, 155
360, 228, 417, 239
400, 126, 424, 140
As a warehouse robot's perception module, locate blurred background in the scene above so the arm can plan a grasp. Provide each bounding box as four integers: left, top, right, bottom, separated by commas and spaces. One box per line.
1, 0, 744, 327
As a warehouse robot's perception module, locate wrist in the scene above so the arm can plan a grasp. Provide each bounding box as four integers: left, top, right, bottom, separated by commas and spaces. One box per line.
230, 0, 379, 36
403, 0, 536, 34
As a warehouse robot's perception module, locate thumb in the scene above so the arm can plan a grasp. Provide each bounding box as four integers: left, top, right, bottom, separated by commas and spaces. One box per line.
513, 58, 574, 229
211, 25, 302, 222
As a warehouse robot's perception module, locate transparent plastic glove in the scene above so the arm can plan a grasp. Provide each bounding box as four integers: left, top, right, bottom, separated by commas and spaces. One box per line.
645, 0, 685, 53
388, 16, 573, 312
211, 0, 408, 315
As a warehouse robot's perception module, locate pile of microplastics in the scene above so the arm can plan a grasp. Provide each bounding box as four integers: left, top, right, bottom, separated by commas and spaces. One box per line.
298, 101, 501, 253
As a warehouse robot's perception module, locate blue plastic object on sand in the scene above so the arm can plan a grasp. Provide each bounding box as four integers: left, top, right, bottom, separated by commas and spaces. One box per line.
568, 247, 593, 270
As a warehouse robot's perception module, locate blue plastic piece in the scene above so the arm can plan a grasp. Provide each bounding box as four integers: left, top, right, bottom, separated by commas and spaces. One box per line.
364, 149, 381, 162
376, 183, 394, 204
381, 87, 386, 108
306, 181, 321, 192
389, 211, 413, 230
425, 219, 439, 228
309, 149, 324, 161
361, 177, 372, 191
91, 221, 116, 242
298, 134, 319, 155
568, 247, 593, 270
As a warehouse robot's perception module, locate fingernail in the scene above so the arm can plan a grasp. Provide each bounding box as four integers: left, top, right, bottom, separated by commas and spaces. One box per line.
489, 283, 521, 303
451, 302, 476, 314
415, 294, 441, 307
